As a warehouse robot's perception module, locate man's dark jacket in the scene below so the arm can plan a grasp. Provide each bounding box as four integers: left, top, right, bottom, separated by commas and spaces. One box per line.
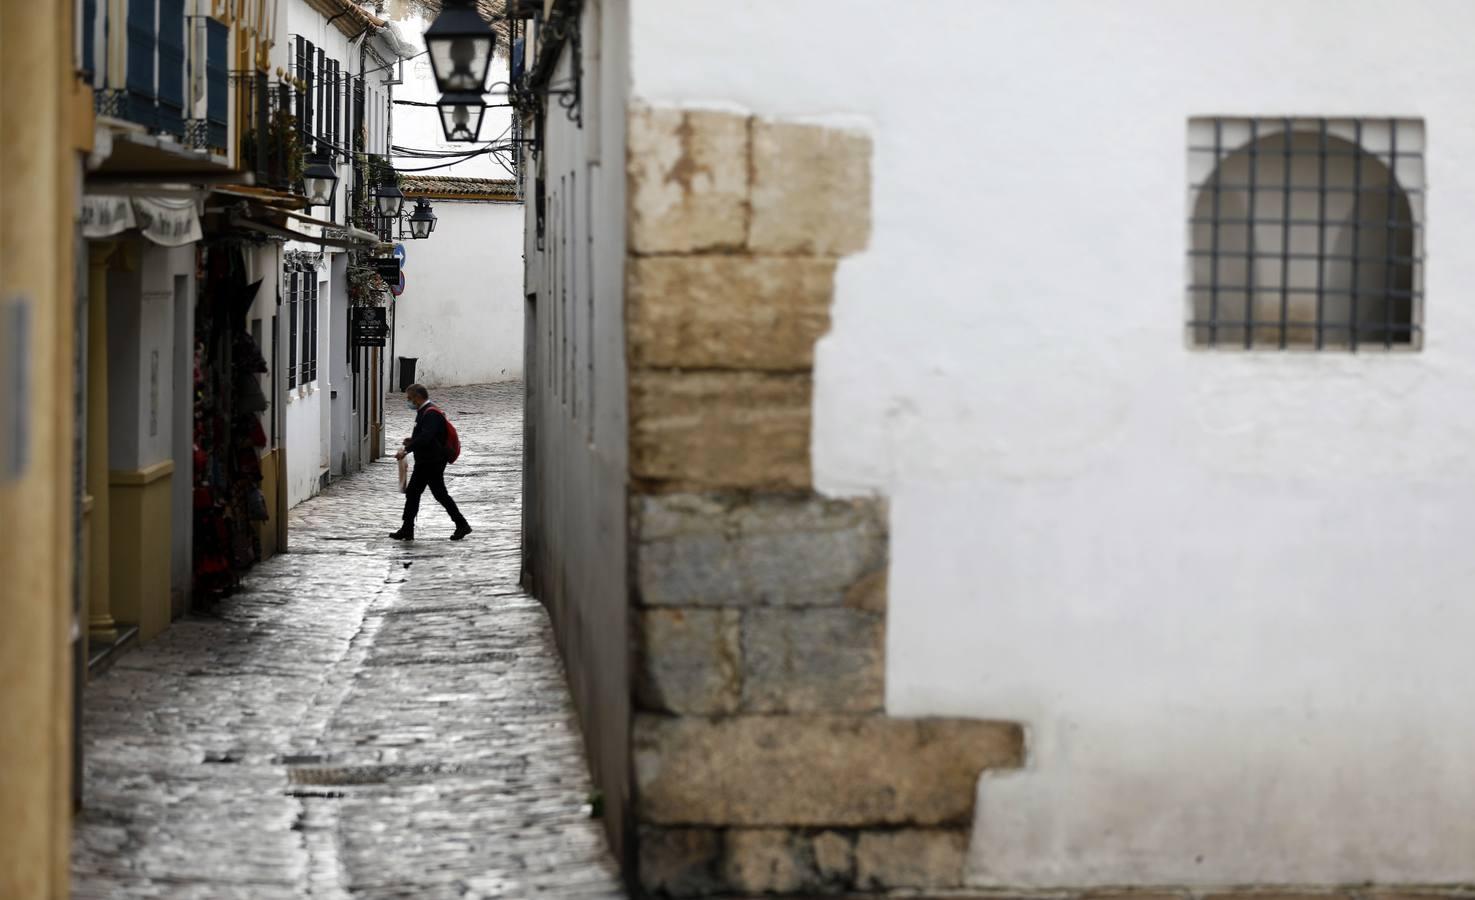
405, 402, 448, 466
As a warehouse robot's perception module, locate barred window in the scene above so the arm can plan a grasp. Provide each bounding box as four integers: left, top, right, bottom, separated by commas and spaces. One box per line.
287, 270, 299, 389
1188, 118, 1424, 351
301, 275, 319, 386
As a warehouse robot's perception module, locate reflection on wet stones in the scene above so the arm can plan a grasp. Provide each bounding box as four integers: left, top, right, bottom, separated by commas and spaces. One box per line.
72, 383, 624, 899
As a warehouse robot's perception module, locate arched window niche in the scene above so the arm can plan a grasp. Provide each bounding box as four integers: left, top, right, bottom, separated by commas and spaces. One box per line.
1188, 118, 1424, 351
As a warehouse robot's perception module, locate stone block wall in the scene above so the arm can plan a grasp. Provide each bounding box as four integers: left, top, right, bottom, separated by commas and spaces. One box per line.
623, 106, 1024, 896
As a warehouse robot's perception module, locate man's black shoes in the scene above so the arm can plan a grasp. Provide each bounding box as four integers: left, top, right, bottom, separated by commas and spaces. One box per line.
389, 527, 414, 541
450, 523, 472, 541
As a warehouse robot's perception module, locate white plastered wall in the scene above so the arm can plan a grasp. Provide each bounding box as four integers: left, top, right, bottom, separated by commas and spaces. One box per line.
389, 200, 524, 386
630, 0, 1475, 886
285, 257, 328, 508
106, 242, 189, 472
383, 11, 523, 387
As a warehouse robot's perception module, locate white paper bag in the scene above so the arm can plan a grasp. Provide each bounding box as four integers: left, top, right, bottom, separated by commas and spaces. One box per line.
398, 456, 408, 493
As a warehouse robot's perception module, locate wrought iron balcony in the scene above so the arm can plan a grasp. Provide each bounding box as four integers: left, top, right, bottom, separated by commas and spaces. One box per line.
234, 73, 306, 195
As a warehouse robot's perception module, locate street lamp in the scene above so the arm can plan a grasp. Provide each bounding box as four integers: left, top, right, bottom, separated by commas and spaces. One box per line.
375, 180, 405, 218
436, 90, 487, 142
408, 198, 437, 239
302, 153, 339, 208
424, 0, 496, 93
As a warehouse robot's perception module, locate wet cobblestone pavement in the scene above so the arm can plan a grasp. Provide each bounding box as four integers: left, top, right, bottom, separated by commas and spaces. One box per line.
73, 383, 625, 900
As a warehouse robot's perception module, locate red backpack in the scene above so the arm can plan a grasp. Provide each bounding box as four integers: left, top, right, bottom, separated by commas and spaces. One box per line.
425, 406, 461, 464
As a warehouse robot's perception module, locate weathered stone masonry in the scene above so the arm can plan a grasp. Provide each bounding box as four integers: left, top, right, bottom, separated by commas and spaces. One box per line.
624, 106, 1024, 897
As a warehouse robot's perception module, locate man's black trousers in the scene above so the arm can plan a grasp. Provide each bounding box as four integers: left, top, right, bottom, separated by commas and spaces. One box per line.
402, 460, 466, 529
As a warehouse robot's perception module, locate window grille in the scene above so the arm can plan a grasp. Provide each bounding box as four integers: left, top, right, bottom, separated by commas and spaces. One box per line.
306, 277, 319, 384
287, 271, 299, 389
1188, 117, 1424, 351
295, 37, 310, 133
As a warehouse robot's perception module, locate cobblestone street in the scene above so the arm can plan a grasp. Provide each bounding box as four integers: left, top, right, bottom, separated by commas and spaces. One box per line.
72, 383, 624, 900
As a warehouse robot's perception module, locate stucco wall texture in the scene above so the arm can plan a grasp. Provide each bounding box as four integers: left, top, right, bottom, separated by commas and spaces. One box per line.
630, 0, 1475, 887
391, 201, 524, 387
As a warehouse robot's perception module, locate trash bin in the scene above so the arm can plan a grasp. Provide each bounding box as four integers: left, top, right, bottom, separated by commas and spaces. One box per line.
397, 357, 418, 392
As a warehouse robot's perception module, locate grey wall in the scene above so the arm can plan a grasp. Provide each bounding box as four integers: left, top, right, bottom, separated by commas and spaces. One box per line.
522, 0, 634, 873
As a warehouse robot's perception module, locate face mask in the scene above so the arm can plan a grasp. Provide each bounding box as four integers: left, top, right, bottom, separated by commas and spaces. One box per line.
406, 400, 417, 410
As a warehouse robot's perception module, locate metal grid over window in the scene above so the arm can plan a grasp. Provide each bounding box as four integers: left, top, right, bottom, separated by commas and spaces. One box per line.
287, 270, 299, 390
1188, 118, 1425, 351
305, 275, 318, 384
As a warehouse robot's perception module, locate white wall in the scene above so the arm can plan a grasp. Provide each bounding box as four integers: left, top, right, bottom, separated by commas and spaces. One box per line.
283, 0, 353, 82
328, 253, 357, 476
169, 255, 195, 609
106, 243, 189, 472
631, 0, 1475, 886
285, 264, 328, 508
380, 9, 523, 388
388, 8, 514, 181
391, 200, 524, 386
104, 241, 193, 604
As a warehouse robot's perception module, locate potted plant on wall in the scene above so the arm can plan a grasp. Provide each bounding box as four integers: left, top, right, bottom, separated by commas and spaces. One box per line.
242, 109, 305, 192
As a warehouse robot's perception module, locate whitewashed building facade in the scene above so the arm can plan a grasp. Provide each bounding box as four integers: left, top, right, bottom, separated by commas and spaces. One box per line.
516, 0, 1475, 895
386, 6, 524, 389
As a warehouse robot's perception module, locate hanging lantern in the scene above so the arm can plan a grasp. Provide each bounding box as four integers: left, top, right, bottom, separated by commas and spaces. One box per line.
424, 0, 496, 93
408, 198, 437, 239
302, 153, 339, 207
375, 179, 405, 218
436, 90, 487, 143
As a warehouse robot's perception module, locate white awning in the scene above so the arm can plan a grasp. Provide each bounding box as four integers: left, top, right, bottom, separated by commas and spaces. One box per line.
81, 194, 202, 246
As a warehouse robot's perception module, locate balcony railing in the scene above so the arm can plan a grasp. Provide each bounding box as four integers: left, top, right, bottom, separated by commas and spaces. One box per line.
84, 1, 228, 155
234, 73, 305, 195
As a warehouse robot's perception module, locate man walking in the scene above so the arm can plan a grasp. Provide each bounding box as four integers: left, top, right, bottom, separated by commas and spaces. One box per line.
391, 384, 471, 541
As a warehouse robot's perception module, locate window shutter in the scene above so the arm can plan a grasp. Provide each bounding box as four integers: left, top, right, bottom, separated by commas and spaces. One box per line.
288, 272, 299, 390
125, 0, 157, 128
81, 0, 98, 79
311, 278, 319, 383
205, 20, 227, 148
352, 76, 364, 154
304, 277, 317, 384
331, 60, 341, 157
315, 48, 326, 151
157, 0, 186, 136
296, 38, 309, 131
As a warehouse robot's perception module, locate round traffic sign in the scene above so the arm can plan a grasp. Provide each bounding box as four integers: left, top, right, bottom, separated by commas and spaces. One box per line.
391, 271, 406, 297
393, 243, 407, 265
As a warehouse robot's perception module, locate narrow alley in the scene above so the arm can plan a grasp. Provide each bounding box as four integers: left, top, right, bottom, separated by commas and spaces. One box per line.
70, 383, 623, 900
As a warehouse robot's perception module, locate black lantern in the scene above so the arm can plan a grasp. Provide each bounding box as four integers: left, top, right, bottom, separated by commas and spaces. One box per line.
424, 0, 496, 93
408, 198, 437, 239
375, 180, 405, 218
302, 153, 339, 207
436, 91, 487, 142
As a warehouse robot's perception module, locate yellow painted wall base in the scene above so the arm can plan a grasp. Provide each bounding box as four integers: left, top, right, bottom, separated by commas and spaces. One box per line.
257, 449, 281, 560
109, 460, 175, 641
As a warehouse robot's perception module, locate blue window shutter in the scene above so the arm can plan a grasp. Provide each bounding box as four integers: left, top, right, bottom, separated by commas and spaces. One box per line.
157, 0, 185, 135
81, 0, 98, 79
125, 0, 157, 128
205, 20, 227, 148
